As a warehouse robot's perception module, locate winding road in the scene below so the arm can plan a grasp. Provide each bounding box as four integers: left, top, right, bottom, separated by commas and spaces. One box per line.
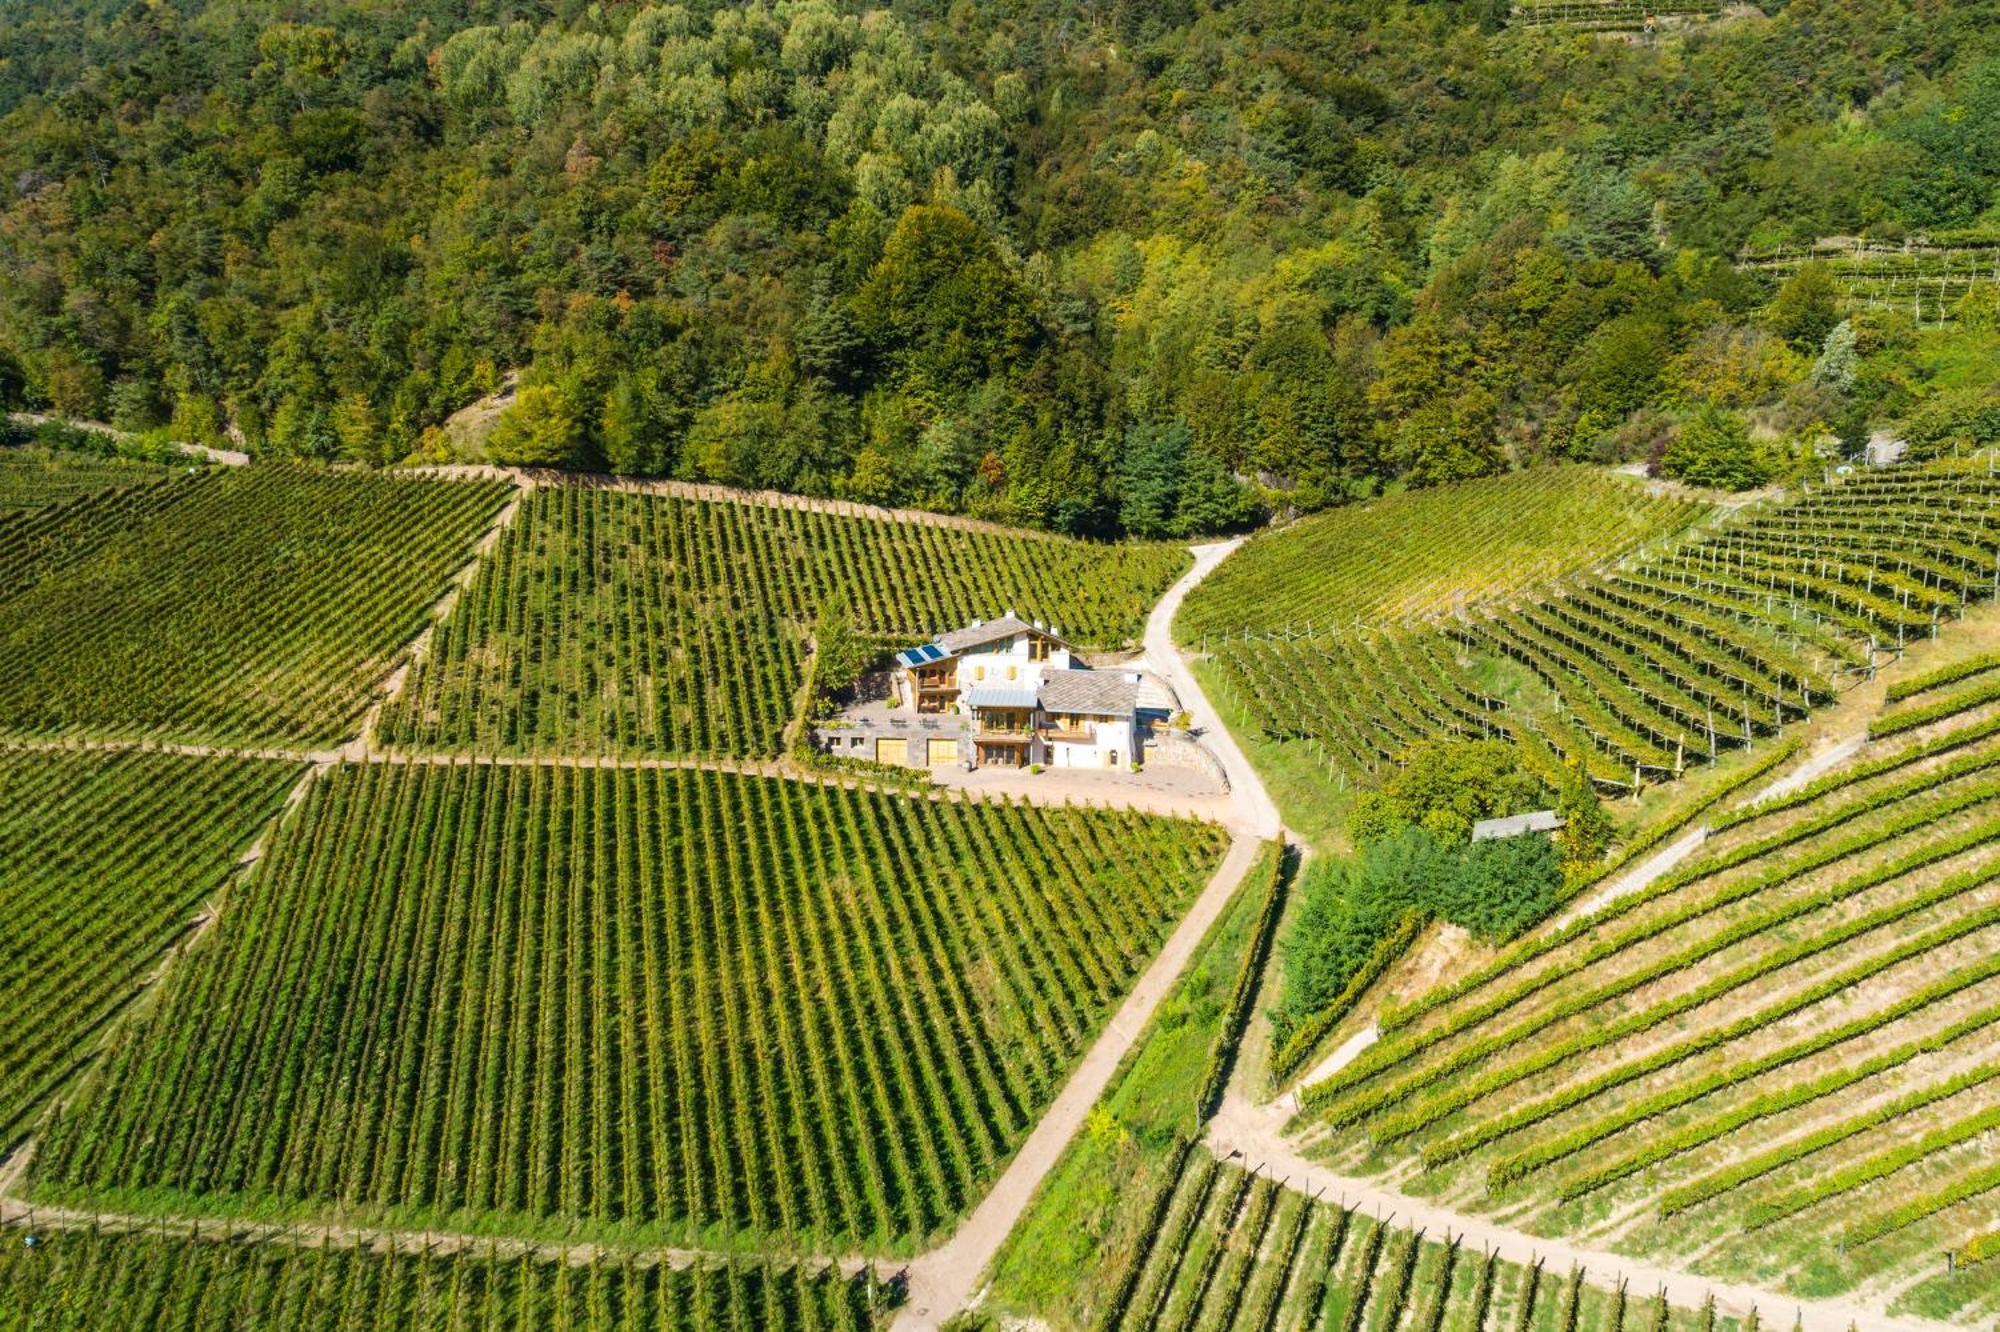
891, 539, 1280, 1328
896, 540, 1940, 1331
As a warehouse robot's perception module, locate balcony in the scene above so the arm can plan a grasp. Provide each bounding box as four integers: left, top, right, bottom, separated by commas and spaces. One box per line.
1040, 725, 1096, 744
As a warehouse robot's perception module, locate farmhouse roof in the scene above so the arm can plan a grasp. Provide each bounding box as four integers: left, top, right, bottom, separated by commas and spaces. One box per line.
1037, 669, 1138, 717
1471, 809, 1564, 841
936, 612, 1073, 656
963, 687, 1040, 710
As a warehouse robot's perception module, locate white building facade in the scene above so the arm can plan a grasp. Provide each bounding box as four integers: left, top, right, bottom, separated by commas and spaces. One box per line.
856, 612, 1145, 769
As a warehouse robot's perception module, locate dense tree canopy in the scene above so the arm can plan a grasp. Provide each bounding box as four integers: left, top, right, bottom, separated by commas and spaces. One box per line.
0, 0, 1994, 532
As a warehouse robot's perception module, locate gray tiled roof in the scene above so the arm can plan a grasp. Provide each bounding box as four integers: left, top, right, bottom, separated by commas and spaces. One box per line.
1037, 669, 1138, 716
934, 613, 1072, 656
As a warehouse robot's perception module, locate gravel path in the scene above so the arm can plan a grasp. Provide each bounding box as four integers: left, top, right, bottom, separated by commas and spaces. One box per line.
1559, 732, 1869, 926
7, 411, 248, 466
0, 1182, 881, 1278
1206, 1091, 1958, 1332
891, 539, 1281, 1329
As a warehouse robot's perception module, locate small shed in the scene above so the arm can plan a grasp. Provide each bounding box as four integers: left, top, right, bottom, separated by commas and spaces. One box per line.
1471, 809, 1564, 841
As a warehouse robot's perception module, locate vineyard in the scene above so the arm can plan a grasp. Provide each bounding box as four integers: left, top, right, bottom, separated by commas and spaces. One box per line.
0, 466, 511, 746
1201, 462, 2000, 791
1097, 1148, 1713, 1332
0, 748, 301, 1151
1741, 235, 2000, 326
33, 761, 1228, 1252
0, 469, 204, 602
378, 485, 1187, 759
0, 444, 182, 511
0, 1224, 895, 1330
1508, 1, 1721, 31
1290, 659, 2000, 1312
1177, 467, 1704, 638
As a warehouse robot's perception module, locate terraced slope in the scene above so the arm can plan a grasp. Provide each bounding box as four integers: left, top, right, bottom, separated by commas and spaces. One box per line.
0, 748, 302, 1150
1100, 1149, 1711, 1332
32, 761, 1229, 1254
1203, 462, 2000, 792
0, 466, 511, 746
1741, 235, 2000, 326
378, 485, 1188, 759
0, 1224, 895, 1330
1293, 676, 2000, 1313
1509, 0, 1720, 30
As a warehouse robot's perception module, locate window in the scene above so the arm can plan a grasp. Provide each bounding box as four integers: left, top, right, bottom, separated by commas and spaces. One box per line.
975, 665, 986, 681
1006, 665, 1018, 681
1029, 636, 1050, 661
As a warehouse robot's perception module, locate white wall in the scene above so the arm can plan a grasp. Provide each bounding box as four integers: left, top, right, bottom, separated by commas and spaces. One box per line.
1051, 718, 1136, 769
955, 633, 1066, 695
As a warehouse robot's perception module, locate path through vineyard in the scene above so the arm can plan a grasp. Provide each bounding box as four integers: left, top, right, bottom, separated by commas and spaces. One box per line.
1, 498, 1947, 1332
0, 1178, 880, 1278
892, 539, 1282, 1329
1202, 1089, 1951, 1332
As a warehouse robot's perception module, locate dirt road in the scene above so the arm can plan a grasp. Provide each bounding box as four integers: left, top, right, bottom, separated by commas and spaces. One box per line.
893, 539, 1285, 1329
1206, 1091, 1955, 1332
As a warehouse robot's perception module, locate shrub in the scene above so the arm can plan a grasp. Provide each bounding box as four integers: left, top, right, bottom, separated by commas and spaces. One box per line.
1660, 403, 1770, 490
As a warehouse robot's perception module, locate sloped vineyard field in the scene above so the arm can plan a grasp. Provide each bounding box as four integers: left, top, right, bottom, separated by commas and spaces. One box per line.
0, 1224, 895, 1331
378, 486, 1188, 759
1509, 0, 1720, 30
1742, 235, 2000, 326
1199, 462, 2000, 791
33, 761, 1229, 1253
1178, 466, 1703, 637
0, 444, 181, 512
0, 466, 511, 746
0, 748, 302, 1151
0, 467, 203, 602
1294, 675, 2000, 1310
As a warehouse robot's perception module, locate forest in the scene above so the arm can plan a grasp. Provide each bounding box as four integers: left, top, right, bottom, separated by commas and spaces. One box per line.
0, 0, 1995, 535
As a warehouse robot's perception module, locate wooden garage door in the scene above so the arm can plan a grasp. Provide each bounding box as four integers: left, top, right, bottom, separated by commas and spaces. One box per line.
875, 737, 907, 765
927, 738, 958, 765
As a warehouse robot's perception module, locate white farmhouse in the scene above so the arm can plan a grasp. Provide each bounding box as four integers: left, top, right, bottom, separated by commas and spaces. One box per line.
892, 612, 1076, 712
853, 611, 1145, 769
